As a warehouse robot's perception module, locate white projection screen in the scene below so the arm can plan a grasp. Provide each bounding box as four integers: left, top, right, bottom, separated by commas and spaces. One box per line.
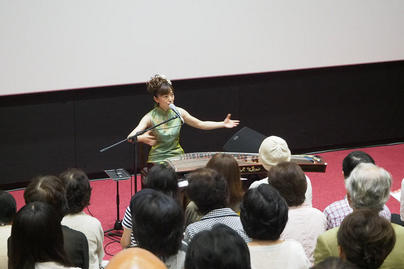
1, 0, 403, 96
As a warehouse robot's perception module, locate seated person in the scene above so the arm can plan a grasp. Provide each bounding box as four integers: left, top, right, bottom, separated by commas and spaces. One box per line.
337, 208, 395, 269
184, 168, 250, 243
314, 163, 404, 268
60, 168, 105, 269
268, 162, 326, 264
185, 153, 244, 225
121, 164, 179, 248
24, 175, 89, 269
131, 189, 186, 269
9, 201, 78, 269
184, 224, 251, 269
249, 136, 312, 207
240, 184, 310, 269
106, 248, 167, 269
323, 151, 390, 229
0, 191, 16, 268
391, 178, 404, 226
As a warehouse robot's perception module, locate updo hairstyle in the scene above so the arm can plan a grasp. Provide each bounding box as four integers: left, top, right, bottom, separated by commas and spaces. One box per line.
147, 74, 174, 97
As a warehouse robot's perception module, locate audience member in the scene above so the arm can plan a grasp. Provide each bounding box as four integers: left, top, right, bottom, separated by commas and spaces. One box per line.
240, 184, 310, 269
249, 136, 312, 206
314, 163, 404, 268
0, 191, 16, 268
24, 175, 89, 269
401, 177, 404, 223
60, 168, 105, 269
268, 162, 326, 264
184, 224, 251, 269
106, 248, 167, 269
311, 257, 358, 269
185, 153, 244, 225
323, 151, 390, 229
391, 178, 404, 226
9, 201, 78, 269
184, 168, 250, 243
121, 164, 179, 248
337, 209, 395, 269
131, 189, 186, 269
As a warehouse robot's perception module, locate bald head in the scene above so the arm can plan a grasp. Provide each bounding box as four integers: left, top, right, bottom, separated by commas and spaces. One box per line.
106, 248, 167, 269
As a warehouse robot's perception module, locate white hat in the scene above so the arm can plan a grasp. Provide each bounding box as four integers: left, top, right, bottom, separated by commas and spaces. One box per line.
258, 136, 291, 171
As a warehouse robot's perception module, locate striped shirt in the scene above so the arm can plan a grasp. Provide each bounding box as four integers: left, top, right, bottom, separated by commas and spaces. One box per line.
184, 207, 251, 244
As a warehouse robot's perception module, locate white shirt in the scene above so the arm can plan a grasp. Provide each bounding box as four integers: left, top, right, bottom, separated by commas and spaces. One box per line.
35, 261, 80, 269
249, 239, 310, 269
281, 206, 327, 264
249, 175, 313, 207
62, 211, 104, 269
0, 225, 12, 269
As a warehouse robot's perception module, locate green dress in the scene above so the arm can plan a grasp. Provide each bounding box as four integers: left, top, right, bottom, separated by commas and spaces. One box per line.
147, 106, 184, 163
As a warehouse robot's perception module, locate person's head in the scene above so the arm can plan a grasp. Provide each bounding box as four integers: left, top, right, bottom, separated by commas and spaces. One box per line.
147, 74, 175, 110
9, 201, 70, 269
186, 168, 228, 215
345, 163, 391, 211
206, 153, 243, 206
342, 151, 375, 179
0, 190, 16, 225
337, 208, 395, 269
240, 184, 288, 241
59, 168, 92, 214
106, 248, 167, 269
311, 257, 359, 269
267, 162, 307, 207
258, 136, 291, 171
184, 224, 251, 269
143, 164, 178, 199
130, 189, 184, 259
24, 175, 68, 220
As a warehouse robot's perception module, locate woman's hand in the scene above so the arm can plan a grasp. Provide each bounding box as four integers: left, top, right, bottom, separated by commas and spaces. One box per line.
138, 131, 157, 146
223, 114, 240, 128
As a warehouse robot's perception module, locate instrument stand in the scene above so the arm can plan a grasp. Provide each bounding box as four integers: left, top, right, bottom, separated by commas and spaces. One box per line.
103, 168, 131, 239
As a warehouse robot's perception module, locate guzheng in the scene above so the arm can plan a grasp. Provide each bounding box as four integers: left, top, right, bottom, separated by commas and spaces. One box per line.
165, 152, 326, 175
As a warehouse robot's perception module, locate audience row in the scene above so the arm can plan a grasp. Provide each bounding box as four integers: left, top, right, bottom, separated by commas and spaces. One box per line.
1, 135, 404, 269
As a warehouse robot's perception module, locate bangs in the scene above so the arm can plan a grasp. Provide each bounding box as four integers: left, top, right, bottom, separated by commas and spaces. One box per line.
155, 84, 173, 96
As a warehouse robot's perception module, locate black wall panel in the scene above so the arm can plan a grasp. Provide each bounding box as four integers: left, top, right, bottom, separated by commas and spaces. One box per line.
1, 61, 403, 188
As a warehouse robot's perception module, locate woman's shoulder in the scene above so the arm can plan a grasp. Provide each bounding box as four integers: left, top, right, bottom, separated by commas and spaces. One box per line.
35, 261, 80, 269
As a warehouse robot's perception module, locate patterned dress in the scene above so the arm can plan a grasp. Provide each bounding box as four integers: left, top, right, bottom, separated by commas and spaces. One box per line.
147, 106, 184, 163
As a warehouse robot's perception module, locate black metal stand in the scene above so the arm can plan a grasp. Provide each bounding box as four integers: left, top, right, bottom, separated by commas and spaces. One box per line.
103, 168, 131, 238
98, 113, 182, 239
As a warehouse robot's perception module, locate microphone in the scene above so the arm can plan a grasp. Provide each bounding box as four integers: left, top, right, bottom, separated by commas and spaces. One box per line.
169, 103, 184, 124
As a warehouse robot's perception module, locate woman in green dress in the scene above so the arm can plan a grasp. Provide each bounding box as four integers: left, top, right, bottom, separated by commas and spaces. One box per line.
127, 74, 239, 163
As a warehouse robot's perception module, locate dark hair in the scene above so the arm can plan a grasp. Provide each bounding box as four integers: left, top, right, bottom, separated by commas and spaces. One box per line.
147, 74, 174, 97
337, 208, 395, 269
143, 164, 178, 199
24, 175, 68, 219
311, 257, 359, 269
267, 162, 307, 206
342, 151, 375, 178
240, 184, 288, 240
0, 190, 16, 225
206, 153, 243, 208
130, 189, 184, 259
9, 202, 71, 269
186, 168, 228, 215
59, 168, 92, 214
185, 224, 251, 269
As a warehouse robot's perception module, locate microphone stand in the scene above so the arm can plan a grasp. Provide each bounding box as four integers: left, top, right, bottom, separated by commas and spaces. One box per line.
99, 113, 181, 196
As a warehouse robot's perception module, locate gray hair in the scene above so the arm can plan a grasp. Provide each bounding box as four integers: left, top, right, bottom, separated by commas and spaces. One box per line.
346, 163, 391, 210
